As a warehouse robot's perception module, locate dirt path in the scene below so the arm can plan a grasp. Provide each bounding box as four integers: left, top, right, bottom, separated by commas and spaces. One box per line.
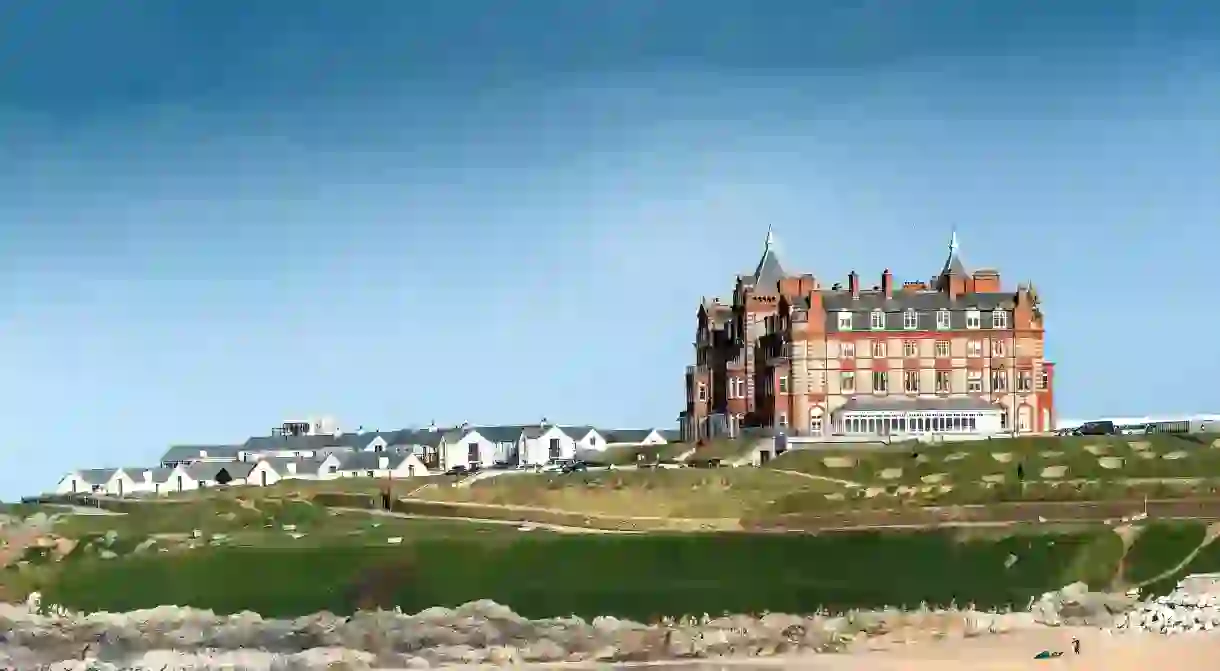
332, 507, 642, 535
1134, 521, 1220, 588
769, 469, 862, 487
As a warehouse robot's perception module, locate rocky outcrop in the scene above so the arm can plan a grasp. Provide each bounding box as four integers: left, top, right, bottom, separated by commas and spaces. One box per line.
1116, 575, 1220, 634
1029, 582, 1137, 627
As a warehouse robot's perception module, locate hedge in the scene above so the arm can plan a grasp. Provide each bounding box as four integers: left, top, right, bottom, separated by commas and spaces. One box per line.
42, 529, 1122, 619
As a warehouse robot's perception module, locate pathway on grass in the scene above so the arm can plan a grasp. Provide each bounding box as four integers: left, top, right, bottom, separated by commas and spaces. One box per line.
332, 507, 640, 535
1134, 521, 1220, 589
768, 469, 862, 488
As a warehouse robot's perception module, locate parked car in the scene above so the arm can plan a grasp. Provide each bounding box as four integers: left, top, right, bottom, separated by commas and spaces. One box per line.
561, 461, 589, 474
1073, 421, 1119, 436
443, 465, 468, 476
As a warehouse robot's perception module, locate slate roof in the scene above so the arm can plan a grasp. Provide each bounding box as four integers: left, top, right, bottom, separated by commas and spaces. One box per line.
384, 429, 447, 448
243, 435, 343, 453
837, 397, 1000, 413
185, 461, 256, 481
795, 290, 1017, 332
160, 444, 242, 463
149, 468, 173, 484
475, 425, 527, 443
333, 432, 394, 448
337, 451, 413, 471
78, 468, 117, 486
603, 429, 656, 444
559, 425, 597, 441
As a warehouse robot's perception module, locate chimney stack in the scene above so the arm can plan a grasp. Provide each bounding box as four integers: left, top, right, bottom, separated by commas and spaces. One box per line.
881, 269, 893, 299
848, 272, 860, 299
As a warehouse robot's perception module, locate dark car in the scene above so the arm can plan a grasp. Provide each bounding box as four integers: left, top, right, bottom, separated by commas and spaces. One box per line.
1073, 421, 1119, 436
443, 465, 468, 476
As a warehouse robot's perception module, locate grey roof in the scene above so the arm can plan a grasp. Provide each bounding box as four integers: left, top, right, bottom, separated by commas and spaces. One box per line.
337, 451, 412, 471
149, 468, 173, 484
522, 426, 549, 439
816, 290, 1015, 332
160, 444, 242, 463
333, 432, 394, 448
837, 397, 1000, 413
475, 425, 527, 443
603, 429, 656, 443
185, 461, 256, 481
558, 425, 597, 441
243, 434, 342, 452
659, 429, 682, 442
78, 468, 117, 486
750, 245, 786, 290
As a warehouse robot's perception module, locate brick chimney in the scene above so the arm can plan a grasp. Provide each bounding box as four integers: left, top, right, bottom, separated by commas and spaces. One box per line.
848, 271, 860, 299
881, 269, 893, 299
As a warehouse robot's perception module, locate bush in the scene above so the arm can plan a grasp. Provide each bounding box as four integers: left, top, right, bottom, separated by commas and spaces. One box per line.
42, 529, 1121, 619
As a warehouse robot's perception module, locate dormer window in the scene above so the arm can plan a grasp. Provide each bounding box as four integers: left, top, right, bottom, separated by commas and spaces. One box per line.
869, 310, 885, 330
902, 309, 918, 330
965, 310, 981, 329
936, 309, 951, 330
837, 311, 853, 331
992, 310, 1008, 329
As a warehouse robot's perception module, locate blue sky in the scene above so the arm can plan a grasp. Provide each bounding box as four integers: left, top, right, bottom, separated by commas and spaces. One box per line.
2, 1, 1218, 497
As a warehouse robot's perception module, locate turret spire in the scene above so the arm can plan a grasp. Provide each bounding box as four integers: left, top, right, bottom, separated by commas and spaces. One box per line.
949, 227, 959, 256
764, 225, 775, 251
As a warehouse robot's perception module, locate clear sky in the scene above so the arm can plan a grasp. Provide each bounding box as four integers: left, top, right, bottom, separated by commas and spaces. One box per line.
2, 1, 1218, 497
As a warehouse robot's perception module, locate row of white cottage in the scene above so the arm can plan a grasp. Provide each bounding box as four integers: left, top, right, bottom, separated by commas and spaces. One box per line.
54, 424, 679, 496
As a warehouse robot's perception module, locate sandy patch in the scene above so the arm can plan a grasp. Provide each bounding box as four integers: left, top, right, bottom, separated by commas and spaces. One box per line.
1136, 452, 1157, 460
823, 457, 857, 468
1162, 451, 1189, 460
1098, 457, 1125, 469
1040, 465, 1068, 479
921, 473, 948, 484
991, 452, 1013, 463
1130, 441, 1152, 451
879, 468, 904, 480
863, 487, 887, 498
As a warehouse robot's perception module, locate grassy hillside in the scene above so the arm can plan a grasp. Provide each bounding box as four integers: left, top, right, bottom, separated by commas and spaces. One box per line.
766, 434, 1220, 487
39, 527, 1126, 618
413, 468, 841, 518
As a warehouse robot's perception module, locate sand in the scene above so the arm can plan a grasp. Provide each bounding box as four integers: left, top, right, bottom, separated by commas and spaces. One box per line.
609, 628, 1219, 671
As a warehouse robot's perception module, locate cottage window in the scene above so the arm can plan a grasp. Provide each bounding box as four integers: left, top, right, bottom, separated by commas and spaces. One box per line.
965, 310, 981, 329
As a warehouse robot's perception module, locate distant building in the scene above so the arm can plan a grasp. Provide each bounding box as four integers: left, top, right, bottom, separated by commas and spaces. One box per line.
683, 229, 1056, 441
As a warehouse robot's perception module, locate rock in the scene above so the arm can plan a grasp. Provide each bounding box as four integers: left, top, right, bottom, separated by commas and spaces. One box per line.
1084, 444, 1109, 456
878, 468, 903, 480
1163, 451, 1189, 461
822, 456, 856, 468
991, 452, 1013, 463
1098, 457, 1125, 469
1040, 465, 1068, 479
921, 473, 947, 484
98, 550, 117, 560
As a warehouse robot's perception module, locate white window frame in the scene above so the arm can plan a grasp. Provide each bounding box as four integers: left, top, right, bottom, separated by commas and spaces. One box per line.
872, 340, 887, 358
992, 310, 1008, 329
902, 340, 917, 358
934, 340, 950, 358
841, 371, 855, 393
837, 311, 853, 331
991, 370, 1008, 392
1037, 371, 1048, 390
1017, 370, 1033, 392
809, 409, 824, 436
967, 370, 983, 392
935, 370, 951, 393
903, 309, 918, 330
870, 310, 885, 330
778, 376, 789, 394
697, 382, 707, 401
872, 371, 888, 393
778, 413, 788, 428
841, 341, 856, 359
965, 310, 981, 329
991, 339, 1006, 357
904, 370, 919, 393
966, 340, 982, 358
936, 309, 951, 330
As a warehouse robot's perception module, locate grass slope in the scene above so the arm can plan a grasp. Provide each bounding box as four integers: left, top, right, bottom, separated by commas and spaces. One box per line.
40, 528, 1123, 618
1120, 522, 1207, 586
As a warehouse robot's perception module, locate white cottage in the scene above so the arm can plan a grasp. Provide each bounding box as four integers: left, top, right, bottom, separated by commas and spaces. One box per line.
54, 469, 115, 495
335, 452, 432, 479
440, 429, 497, 470
520, 424, 576, 465
603, 429, 670, 446
561, 426, 607, 451
247, 454, 342, 487
103, 468, 159, 496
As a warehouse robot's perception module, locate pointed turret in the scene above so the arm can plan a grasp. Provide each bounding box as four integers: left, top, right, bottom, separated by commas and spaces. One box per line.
939, 228, 967, 278
751, 226, 787, 289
